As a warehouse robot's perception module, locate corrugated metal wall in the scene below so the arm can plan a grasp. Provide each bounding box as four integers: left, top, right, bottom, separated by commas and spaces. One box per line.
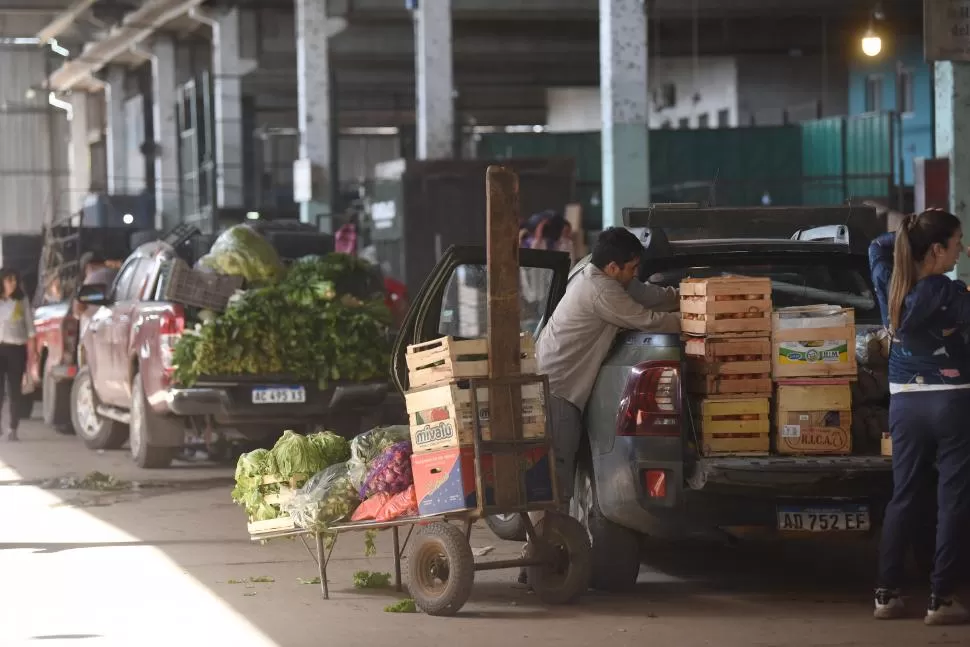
801, 113, 895, 205
0, 48, 70, 233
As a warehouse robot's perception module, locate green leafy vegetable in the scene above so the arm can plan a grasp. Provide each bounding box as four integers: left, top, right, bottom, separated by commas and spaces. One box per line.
353, 571, 391, 589
198, 224, 284, 286
308, 431, 351, 467
384, 599, 418, 613
271, 431, 323, 481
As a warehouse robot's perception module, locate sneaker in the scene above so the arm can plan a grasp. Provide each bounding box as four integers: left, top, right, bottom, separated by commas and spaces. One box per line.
874, 588, 905, 619
925, 595, 969, 626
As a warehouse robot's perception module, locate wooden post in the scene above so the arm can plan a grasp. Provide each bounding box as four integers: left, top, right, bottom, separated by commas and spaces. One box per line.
486, 165, 524, 509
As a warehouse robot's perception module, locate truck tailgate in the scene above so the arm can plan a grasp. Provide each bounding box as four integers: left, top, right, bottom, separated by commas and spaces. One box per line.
692, 455, 892, 491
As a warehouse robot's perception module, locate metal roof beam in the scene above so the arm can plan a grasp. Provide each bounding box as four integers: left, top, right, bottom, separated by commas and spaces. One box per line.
36, 0, 97, 43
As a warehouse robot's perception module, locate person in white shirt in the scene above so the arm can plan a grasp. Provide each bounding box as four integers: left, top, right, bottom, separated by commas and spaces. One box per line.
0, 269, 34, 440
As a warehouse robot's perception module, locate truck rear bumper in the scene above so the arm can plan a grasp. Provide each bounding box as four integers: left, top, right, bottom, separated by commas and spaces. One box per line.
163, 381, 401, 427
593, 440, 893, 540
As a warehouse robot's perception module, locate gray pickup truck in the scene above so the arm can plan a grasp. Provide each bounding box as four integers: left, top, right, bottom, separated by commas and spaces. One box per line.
393, 212, 892, 592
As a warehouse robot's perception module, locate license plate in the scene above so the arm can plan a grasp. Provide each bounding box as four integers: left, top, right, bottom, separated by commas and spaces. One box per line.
252, 386, 306, 405
777, 504, 871, 532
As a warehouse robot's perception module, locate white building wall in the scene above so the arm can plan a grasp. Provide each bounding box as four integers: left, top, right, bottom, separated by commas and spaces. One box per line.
546, 57, 740, 132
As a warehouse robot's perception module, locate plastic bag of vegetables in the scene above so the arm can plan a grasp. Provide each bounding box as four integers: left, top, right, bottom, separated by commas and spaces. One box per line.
284, 462, 361, 532
347, 426, 411, 488
359, 441, 413, 499
198, 224, 284, 286
375, 485, 417, 522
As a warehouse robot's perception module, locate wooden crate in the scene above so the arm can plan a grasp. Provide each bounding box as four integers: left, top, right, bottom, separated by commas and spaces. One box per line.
406, 335, 536, 389
686, 337, 771, 394
245, 474, 304, 536
698, 396, 770, 456
405, 380, 546, 452
772, 306, 857, 380
680, 276, 772, 336
775, 383, 852, 455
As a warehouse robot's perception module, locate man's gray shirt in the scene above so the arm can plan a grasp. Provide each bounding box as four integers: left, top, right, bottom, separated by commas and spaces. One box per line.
536, 264, 680, 411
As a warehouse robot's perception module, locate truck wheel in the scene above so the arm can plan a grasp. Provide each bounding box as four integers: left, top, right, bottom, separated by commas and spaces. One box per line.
571, 459, 641, 592
129, 371, 179, 469
43, 371, 73, 434
485, 513, 527, 541
71, 366, 128, 450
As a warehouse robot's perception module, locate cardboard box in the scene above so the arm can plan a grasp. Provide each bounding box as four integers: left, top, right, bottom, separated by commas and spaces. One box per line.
775, 383, 853, 455
772, 306, 857, 379
406, 381, 546, 453
411, 446, 554, 516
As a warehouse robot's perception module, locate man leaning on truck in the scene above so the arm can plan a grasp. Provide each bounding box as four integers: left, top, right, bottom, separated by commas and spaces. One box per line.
536, 226, 681, 509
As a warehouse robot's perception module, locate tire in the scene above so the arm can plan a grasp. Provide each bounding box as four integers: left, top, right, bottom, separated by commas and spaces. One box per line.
485, 513, 527, 541
571, 458, 641, 592
526, 513, 591, 605
71, 366, 128, 450
406, 522, 475, 616
43, 371, 73, 434
129, 371, 179, 469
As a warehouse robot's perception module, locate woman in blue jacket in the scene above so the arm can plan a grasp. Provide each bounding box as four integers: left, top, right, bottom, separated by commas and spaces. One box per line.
874, 209, 970, 625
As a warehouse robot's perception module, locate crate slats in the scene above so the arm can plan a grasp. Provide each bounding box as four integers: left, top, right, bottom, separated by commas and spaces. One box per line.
698, 396, 770, 456
680, 276, 772, 297
406, 335, 536, 389
687, 374, 772, 395
680, 276, 772, 337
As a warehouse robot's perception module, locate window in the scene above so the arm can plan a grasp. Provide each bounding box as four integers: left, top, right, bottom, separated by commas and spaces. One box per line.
865, 75, 884, 112
717, 109, 730, 128
678, 117, 690, 129
697, 113, 710, 128
110, 259, 139, 302
438, 264, 555, 339
897, 68, 914, 114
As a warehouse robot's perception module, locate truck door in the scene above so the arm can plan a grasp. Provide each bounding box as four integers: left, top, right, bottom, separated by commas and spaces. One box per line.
390, 245, 571, 395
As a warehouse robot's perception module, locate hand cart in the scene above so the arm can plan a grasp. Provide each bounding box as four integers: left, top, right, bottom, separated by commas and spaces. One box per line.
249, 374, 591, 616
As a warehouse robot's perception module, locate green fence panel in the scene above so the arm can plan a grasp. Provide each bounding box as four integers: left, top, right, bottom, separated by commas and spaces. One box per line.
845, 113, 893, 201
800, 117, 845, 205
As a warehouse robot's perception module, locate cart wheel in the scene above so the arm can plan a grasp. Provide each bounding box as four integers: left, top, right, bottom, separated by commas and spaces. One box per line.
526, 513, 591, 605
406, 522, 475, 616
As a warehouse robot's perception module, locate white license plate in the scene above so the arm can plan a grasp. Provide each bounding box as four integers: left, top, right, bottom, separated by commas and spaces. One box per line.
777, 505, 871, 532
252, 386, 306, 405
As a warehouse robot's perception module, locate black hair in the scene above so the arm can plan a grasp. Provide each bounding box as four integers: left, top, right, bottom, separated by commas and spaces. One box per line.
889, 208, 962, 331
0, 268, 24, 300
591, 227, 644, 271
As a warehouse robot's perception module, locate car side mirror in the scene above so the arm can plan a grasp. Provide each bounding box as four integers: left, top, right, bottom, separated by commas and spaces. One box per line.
77, 283, 112, 307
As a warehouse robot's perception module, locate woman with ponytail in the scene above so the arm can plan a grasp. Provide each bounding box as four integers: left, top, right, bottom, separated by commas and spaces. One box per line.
873, 209, 970, 625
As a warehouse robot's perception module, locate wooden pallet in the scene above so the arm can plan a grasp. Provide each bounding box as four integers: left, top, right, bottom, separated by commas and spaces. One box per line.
698, 396, 770, 456
406, 335, 536, 389
244, 474, 305, 535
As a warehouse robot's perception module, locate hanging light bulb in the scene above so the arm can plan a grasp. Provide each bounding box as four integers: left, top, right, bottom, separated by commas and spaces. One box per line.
862, 26, 882, 57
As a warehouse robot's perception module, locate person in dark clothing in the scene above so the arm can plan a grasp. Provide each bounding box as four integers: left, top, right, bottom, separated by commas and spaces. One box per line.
869, 231, 940, 579
872, 210, 970, 625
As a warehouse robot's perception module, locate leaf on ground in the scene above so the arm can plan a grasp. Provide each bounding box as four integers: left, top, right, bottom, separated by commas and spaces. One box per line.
353, 570, 392, 589
249, 576, 275, 583
384, 598, 418, 613
227, 579, 245, 584
297, 577, 322, 585
243, 592, 257, 597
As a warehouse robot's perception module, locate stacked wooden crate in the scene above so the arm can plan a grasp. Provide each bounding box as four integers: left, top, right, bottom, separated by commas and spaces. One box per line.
403, 335, 551, 516
681, 276, 773, 457
771, 306, 857, 455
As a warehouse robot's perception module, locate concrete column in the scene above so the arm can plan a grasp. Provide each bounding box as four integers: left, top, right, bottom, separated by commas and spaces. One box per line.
152, 37, 179, 230
599, 0, 650, 228
212, 8, 256, 208
935, 61, 970, 282
413, 0, 454, 159
68, 93, 91, 215
295, 0, 333, 230
104, 66, 126, 195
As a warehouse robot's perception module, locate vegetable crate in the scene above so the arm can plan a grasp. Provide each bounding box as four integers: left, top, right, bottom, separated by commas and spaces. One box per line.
772, 306, 857, 380
405, 334, 537, 389
685, 337, 772, 395
162, 258, 243, 312
247, 374, 591, 618
696, 395, 770, 456
245, 474, 303, 535
680, 276, 772, 337
775, 382, 852, 455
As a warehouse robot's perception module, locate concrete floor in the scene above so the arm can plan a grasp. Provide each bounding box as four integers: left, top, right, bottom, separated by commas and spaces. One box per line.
0, 417, 965, 647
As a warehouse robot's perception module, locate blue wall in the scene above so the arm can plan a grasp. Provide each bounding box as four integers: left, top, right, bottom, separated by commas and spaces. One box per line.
848, 35, 932, 186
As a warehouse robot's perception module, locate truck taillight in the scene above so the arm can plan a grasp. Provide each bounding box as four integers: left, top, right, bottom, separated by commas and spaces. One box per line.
159, 307, 185, 373
616, 361, 682, 437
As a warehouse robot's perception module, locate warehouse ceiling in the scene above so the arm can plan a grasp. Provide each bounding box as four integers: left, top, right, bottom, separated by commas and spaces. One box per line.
4, 0, 927, 126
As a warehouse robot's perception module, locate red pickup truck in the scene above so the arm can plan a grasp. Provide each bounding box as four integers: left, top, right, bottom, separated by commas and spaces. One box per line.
73, 240, 402, 468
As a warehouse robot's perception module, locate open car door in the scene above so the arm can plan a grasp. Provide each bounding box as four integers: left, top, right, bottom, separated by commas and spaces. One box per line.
391, 245, 572, 395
